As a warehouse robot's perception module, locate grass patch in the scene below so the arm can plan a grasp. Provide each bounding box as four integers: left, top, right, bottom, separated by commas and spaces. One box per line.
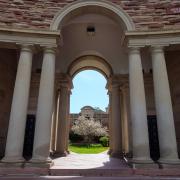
69, 144, 108, 154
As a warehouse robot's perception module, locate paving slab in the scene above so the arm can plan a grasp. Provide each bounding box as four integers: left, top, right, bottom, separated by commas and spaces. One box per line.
51, 152, 129, 169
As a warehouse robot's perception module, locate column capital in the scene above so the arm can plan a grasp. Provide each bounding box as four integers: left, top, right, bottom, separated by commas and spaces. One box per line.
120, 83, 129, 92
20, 44, 34, 52
59, 82, 72, 92
43, 46, 57, 54
128, 47, 141, 55
112, 84, 120, 91
151, 46, 164, 54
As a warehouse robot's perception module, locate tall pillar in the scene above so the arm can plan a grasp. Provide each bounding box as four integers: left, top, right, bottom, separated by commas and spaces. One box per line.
50, 90, 60, 152
55, 84, 70, 157
120, 85, 130, 154
31, 47, 56, 163
111, 84, 122, 157
108, 91, 113, 154
129, 47, 152, 164
65, 90, 71, 153
151, 46, 179, 164
2, 45, 33, 163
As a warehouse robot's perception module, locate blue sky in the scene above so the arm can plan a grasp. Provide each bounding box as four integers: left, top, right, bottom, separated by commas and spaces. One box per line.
70, 70, 109, 113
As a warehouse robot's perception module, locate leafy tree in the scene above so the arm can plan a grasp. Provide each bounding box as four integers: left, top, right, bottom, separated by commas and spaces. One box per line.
71, 115, 108, 146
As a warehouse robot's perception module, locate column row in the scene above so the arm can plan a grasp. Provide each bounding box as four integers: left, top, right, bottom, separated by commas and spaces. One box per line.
2, 45, 56, 164
129, 46, 179, 165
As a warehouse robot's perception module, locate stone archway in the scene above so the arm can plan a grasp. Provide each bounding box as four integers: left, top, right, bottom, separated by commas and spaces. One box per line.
50, 0, 134, 159
53, 55, 114, 157
68, 55, 113, 79
50, 0, 135, 31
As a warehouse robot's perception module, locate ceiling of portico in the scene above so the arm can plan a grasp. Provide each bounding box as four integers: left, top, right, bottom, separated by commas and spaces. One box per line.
59, 6, 127, 30
56, 13, 129, 74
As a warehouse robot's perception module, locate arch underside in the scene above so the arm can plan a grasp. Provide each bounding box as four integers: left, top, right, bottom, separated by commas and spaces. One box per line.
50, 0, 135, 31
68, 55, 113, 79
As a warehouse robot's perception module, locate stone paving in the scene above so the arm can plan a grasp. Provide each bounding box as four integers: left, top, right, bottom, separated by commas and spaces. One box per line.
1, 152, 180, 179
51, 151, 128, 170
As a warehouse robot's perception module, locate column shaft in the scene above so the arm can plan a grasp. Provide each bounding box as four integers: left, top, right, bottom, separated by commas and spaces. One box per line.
31, 47, 55, 162
121, 87, 130, 154
111, 85, 122, 157
65, 91, 71, 153
108, 92, 113, 154
129, 47, 152, 163
55, 86, 69, 156
2, 45, 33, 162
151, 46, 179, 163
50, 90, 60, 152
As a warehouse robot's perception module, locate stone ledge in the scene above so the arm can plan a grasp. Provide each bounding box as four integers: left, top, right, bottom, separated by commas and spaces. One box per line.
0, 167, 49, 176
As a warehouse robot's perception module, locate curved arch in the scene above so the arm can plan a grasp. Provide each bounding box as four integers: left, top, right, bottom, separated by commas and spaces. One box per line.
50, 0, 135, 31
67, 55, 113, 79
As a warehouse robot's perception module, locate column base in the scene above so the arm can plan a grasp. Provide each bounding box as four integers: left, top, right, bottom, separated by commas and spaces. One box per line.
27, 157, 53, 168
110, 151, 123, 158
158, 158, 180, 168
53, 151, 68, 158
107, 149, 113, 155
1, 156, 25, 163
130, 158, 158, 169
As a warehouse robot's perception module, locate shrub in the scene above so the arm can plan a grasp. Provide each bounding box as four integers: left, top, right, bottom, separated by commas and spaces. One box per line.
69, 131, 84, 143
99, 136, 109, 147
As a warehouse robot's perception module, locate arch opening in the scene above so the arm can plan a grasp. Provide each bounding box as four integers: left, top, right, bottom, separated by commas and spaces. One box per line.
68, 55, 113, 80
69, 70, 110, 155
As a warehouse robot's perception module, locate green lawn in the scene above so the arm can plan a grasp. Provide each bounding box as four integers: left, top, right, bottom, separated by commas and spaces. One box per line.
69, 144, 109, 154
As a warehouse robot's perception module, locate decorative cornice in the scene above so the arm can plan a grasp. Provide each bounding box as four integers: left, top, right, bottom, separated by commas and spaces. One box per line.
0, 27, 60, 37
56, 73, 73, 90
0, 27, 60, 49
125, 29, 180, 47
107, 74, 128, 91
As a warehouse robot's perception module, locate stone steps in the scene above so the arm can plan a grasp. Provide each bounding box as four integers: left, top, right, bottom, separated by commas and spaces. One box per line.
50, 168, 133, 176
50, 167, 180, 177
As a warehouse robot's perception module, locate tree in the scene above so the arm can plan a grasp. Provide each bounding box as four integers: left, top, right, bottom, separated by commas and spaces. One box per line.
71, 115, 108, 145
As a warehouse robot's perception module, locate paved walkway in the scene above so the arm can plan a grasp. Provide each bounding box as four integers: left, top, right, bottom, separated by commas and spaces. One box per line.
1, 153, 180, 179
51, 152, 128, 170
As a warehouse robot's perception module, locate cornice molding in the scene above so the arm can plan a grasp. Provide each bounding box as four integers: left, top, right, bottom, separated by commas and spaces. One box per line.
0, 27, 60, 48
125, 29, 180, 47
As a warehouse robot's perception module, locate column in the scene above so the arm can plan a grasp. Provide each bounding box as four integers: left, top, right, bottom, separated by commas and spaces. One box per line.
50, 90, 60, 153
120, 85, 130, 154
129, 47, 152, 163
55, 84, 69, 157
111, 84, 122, 157
2, 45, 33, 163
31, 47, 56, 163
151, 46, 179, 164
108, 91, 113, 154
65, 90, 71, 153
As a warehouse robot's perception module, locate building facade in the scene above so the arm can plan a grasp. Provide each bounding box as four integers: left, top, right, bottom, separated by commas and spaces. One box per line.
70, 106, 109, 128
0, 0, 180, 171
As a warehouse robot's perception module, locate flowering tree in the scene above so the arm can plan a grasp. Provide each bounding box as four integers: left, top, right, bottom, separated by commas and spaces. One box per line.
71, 115, 108, 145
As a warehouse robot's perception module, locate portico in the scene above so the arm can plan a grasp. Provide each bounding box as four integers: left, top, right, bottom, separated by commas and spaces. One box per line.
0, 0, 180, 172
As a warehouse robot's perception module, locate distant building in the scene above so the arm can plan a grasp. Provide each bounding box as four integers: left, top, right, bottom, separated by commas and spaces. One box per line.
70, 106, 109, 128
